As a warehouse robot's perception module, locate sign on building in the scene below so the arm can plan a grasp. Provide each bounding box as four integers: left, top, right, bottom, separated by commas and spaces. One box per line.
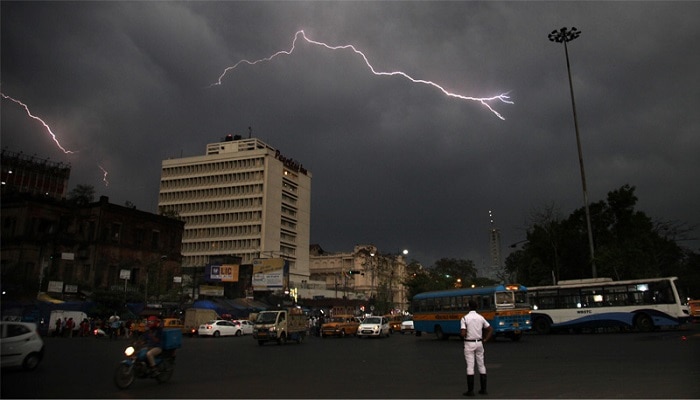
207, 264, 240, 282
47, 281, 63, 293
199, 285, 224, 296
252, 258, 288, 291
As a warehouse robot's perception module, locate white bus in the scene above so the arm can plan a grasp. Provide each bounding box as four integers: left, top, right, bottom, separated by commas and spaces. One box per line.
528, 276, 690, 333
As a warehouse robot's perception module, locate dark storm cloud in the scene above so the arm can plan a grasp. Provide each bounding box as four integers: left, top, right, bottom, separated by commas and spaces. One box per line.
2, 1, 699, 269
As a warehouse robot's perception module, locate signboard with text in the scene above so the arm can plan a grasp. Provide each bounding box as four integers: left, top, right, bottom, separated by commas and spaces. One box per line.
252, 258, 288, 291
47, 281, 63, 293
205, 264, 240, 282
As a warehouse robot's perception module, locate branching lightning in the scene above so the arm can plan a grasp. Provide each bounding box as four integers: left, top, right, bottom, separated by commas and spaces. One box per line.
211, 30, 513, 120
2, 91, 110, 187
1, 92, 75, 154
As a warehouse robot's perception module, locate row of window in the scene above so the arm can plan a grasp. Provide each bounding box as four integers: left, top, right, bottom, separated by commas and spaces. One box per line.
183, 224, 262, 240
160, 170, 265, 191
159, 184, 264, 204
161, 158, 265, 178
282, 179, 298, 194
280, 231, 297, 244
183, 210, 262, 226
281, 205, 297, 218
528, 281, 675, 309
162, 198, 263, 215
412, 295, 497, 312
183, 238, 262, 253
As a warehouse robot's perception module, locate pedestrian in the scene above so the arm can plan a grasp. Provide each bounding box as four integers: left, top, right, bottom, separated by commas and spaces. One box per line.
109, 316, 121, 340
65, 317, 75, 338
460, 299, 494, 396
54, 317, 63, 337
125, 319, 132, 339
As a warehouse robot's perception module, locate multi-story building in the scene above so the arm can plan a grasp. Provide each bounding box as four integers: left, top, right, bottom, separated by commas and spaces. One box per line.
158, 135, 311, 292
308, 244, 409, 313
1, 194, 184, 301
1, 149, 71, 200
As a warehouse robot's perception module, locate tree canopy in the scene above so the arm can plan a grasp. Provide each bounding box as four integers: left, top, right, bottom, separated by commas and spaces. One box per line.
504, 185, 699, 296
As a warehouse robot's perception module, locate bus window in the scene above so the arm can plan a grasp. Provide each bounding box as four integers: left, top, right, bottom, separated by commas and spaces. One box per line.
649, 280, 673, 304
603, 285, 629, 306
481, 295, 492, 310
514, 291, 528, 305
558, 288, 581, 309
580, 288, 604, 307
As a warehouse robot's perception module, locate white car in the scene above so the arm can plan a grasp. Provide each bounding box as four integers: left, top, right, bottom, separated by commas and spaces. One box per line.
1, 321, 45, 370
400, 319, 415, 334
198, 320, 248, 337
356, 316, 391, 338
231, 320, 254, 335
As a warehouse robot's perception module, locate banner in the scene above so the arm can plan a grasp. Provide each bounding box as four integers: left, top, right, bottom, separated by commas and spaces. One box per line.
252, 258, 287, 291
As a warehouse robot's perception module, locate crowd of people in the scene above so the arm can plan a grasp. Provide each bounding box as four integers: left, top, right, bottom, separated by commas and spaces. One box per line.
51, 315, 136, 339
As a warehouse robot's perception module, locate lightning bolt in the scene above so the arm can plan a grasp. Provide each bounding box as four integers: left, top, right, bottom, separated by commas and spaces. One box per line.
212, 30, 513, 120
2, 91, 110, 187
98, 165, 110, 187
1, 92, 76, 154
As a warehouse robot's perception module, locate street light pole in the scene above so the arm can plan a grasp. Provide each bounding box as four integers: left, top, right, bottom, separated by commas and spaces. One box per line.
548, 26, 597, 278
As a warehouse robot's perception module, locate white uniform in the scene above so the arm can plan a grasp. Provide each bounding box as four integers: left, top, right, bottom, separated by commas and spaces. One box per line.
460, 310, 490, 375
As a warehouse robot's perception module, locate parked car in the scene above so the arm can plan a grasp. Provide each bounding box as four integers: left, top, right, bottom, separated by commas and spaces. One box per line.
320, 315, 361, 338
1, 321, 45, 371
231, 320, 254, 335
356, 316, 390, 338
400, 318, 415, 334
198, 320, 247, 337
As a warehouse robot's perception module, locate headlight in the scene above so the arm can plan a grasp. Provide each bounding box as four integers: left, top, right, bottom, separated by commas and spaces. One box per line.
125, 346, 135, 356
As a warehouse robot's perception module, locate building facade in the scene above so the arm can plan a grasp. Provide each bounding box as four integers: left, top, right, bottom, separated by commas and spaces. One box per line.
1, 194, 184, 301
1, 149, 71, 200
158, 136, 311, 292
308, 244, 409, 313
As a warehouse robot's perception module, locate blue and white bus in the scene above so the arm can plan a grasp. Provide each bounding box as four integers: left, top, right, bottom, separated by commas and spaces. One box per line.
411, 284, 532, 341
527, 276, 690, 333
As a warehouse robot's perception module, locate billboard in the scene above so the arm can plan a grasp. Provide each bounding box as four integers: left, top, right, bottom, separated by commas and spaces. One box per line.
252, 258, 288, 291
205, 264, 240, 282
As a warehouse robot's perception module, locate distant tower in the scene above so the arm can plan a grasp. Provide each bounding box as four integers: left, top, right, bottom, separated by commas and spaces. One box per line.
488, 210, 502, 279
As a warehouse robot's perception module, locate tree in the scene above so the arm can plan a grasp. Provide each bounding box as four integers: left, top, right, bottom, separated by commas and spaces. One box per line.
505, 185, 697, 286
67, 184, 95, 205
403, 258, 478, 299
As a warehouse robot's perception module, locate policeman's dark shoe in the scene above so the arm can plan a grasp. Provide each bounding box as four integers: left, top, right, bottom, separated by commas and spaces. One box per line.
463, 375, 475, 396
479, 374, 488, 395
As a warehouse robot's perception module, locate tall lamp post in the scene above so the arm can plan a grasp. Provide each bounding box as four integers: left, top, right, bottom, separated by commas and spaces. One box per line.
548, 26, 596, 278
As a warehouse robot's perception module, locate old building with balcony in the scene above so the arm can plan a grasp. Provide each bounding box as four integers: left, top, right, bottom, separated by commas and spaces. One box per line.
1, 193, 184, 302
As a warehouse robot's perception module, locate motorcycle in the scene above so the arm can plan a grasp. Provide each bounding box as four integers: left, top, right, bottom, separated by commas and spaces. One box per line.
113, 343, 176, 389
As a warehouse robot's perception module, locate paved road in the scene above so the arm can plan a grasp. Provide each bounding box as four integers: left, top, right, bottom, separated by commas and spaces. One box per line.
2, 324, 699, 399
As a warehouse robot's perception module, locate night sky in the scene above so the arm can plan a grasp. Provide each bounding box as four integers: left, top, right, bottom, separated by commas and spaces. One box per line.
2, 1, 698, 269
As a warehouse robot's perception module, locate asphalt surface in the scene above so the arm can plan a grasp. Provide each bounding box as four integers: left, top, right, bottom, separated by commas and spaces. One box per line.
2, 323, 699, 399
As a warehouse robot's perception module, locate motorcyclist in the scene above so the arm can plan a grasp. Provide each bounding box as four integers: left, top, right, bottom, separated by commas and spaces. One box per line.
143, 316, 163, 375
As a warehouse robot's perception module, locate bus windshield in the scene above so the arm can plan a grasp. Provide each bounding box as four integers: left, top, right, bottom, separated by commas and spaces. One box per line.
495, 291, 515, 308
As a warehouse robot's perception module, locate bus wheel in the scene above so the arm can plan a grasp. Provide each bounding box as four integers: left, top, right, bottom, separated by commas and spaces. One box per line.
533, 317, 551, 334
434, 326, 447, 340
634, 313, 653, 332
